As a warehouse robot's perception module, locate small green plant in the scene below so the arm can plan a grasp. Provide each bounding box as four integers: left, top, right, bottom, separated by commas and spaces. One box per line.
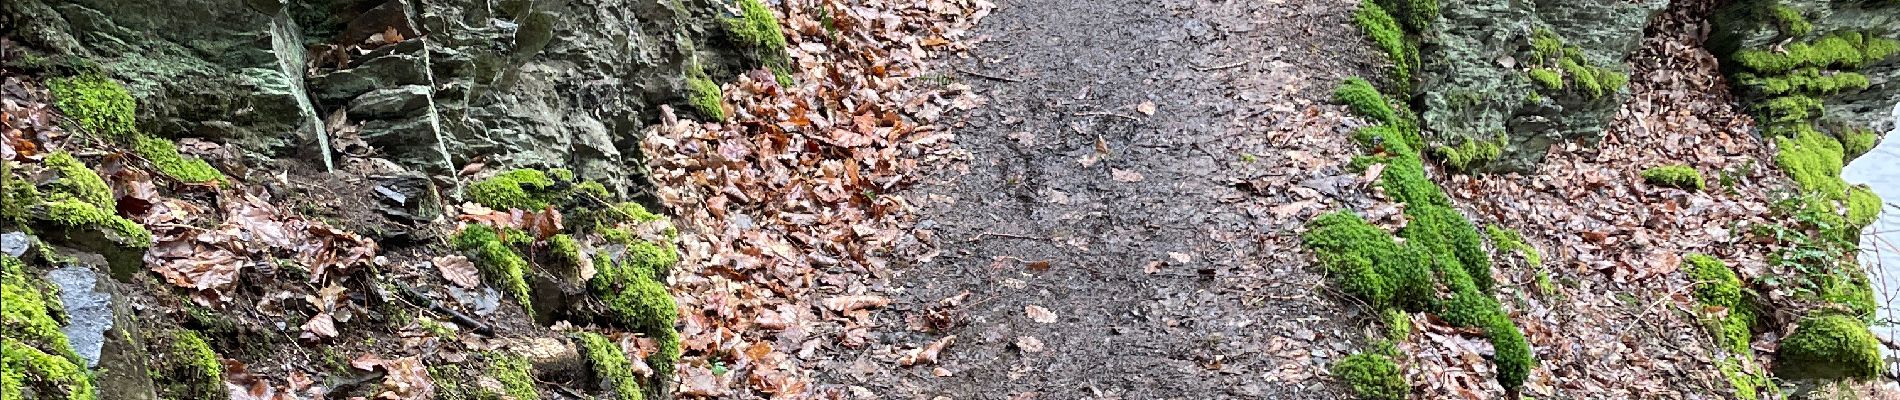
1332, 352, 1405, 400
1641, 164, 1705, 190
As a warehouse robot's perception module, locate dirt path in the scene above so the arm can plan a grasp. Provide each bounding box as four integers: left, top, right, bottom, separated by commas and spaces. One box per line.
817, 0, 1386, 397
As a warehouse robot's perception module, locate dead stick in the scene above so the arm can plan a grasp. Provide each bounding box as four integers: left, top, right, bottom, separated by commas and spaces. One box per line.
954, 67, 1022, 82
392, 281, 495, 336
977, 231, 1042, 240
1074, 111, 1142, 121
1192, 60, 1248, 71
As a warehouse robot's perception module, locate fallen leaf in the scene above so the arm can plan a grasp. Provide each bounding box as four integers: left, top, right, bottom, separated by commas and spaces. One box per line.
822, 295, 891, 312
1025, 305, 1057, 323
1136, 101, 1157, 116
1015, 336, 1045, 353
1110, 169, 1144, 182
433, 255, 481, 288
1168, 252, 1191, 263
899, 335, 956, 366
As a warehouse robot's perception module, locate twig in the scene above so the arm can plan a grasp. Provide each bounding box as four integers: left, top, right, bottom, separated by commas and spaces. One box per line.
1074, 111, 1142, 121
1192, 60, 1249, 71
954, 67, 1021, 82
976, 231, 1042, 240
391, 280, 495, 336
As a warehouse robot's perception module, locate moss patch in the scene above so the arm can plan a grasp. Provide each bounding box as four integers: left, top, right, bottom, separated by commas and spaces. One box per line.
576, 332, 645, 400
1353, 1, 1415, 90
152, 329, 225, 400
1684, 254, 1755, 354
1432, 136, 1502, 171
1, 255, 95, 400
47, 73, 138, 139
685, 64, 726, 121
1776, 315, 1883, 379
480, 351, 539, 400
468, 169, 556, 210
42, 152, 113, 210
1484, 225, 1541, 267
1641, 164, 1705, 191
133, 135, 223, 184
452, 225, 535, 316
1332, 352, 1405, 400
1526, 29, 1628, 99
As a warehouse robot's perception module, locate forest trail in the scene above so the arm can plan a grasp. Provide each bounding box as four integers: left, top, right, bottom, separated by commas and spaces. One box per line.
817, 0, 1388, 397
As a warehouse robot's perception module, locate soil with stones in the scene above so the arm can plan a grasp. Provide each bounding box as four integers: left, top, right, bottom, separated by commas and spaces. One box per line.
815, 0, 1391, 398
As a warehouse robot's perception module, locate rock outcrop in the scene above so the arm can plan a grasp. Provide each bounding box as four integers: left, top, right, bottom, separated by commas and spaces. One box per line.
1407, 0, 1666, 171
2, 0, 781, 193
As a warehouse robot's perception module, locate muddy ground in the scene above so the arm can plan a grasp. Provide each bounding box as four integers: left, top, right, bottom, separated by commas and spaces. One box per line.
814, 0, 1391, 397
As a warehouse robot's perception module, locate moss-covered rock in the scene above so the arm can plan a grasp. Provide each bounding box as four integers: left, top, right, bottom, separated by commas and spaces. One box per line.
452, 225, 535, 316
479, 351, 539, 400
1354, 1, 1416, 91
1303, 211, 1431, 311
47, 74, 138, 139
685, 64, 726, 121
1776, 315, 1883, 379
589, 255, 678, 336
468, 169, 557, 211
150, 329, 225, 400
1, 255, 95, 400
1684, 254, 1756, 354
1332, 352, 1405, 400
1641, 164, 1706, 191
576, 332, 644, 400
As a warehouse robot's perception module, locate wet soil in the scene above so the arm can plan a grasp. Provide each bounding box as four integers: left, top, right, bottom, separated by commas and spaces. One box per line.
816, 0, 1388, 397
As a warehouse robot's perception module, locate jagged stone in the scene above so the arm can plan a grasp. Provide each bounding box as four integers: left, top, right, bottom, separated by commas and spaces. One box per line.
1416, 0, 1666, 171
348, 85, 431, 119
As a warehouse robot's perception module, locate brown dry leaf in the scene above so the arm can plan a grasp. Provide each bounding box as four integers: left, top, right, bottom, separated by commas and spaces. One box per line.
522, 206, 565, 241
1362, 162, 1386, 183
433, 255, 481, 288
899, 335, 956, 366
1015, 336, 1045, 353
1110, 168, 1144, 182
1024, 305, 1058, 323
376, 356, 433, 400
301, 312, 338, 340
822, 295, 891, 312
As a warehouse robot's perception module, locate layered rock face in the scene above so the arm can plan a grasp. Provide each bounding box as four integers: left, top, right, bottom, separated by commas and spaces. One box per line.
1712, 0, 1899, 137
3, 0, 773, 192
1413, 0, 1666, 171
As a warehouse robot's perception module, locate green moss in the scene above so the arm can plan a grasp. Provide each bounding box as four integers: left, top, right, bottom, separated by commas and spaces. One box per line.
548, 234, 586, 269
1484, 225, 1541, 267
610, 202, 666, 224
1331, 352, 1405, 400
1641, 164, 1705, 191
1559, 57, 1603, 98
418, 316, 456, 339
133, 135, 223, 183
42, 199, 152, 247
481, 352, 539, 400
1774, 126, 1848, 199
724, 0, 789, 52
1487, 316, 1533, 390
1335, 79, 1421, 147
1530, 29, 1562, 63
1528, 68, 1563, 90
1845, 185, 1880, 228
1776, 315, 1883, 379
1820, 272, 1876, 319
650, 328, 681, 380
1, 160, 40, 223
686, 64, 726, 121
468, 169, 556, 210
1770, 5, 1811, 37
576, 332, 645, 400
429, 365, 468, 400
1404, 205, 1493, 292
2, 338, 95, 400
1734, 32, 1900, 75
1717, 357, 1770, 400
1752, 69, 1869, 96
1354, 1, 1414, 88
1759, 95, 1823, 127
1383, 309, 1411, 342
1, 256, 82, 365
590, 255, 678, 333
1303, 211, 1430, 310
452, 225, 534, 316
1684, 254, 1755, 353
1432, 136, 1502, 171
42, 152, 113, 210
154, 330, 224, 400
1370, 0, 1436, 34
1842, 128, 1878, 159
47, 74, 138, 138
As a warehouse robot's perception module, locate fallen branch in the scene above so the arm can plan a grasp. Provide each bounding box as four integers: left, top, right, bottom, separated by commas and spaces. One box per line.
1074, 111, 1142, 121
954, 67, 1022, 82
391, 280, 495, 336
1191, 60, 1248, 71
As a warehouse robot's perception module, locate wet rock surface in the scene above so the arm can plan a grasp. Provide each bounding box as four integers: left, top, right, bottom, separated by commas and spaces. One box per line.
1417, 0, 1666, 171
47, 265, 112, 367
